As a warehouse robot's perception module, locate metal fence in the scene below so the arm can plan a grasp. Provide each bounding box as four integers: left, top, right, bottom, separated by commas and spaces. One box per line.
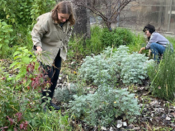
116, 0, 175, 34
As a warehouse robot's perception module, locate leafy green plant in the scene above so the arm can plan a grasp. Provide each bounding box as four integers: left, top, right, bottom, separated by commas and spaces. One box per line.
31, 0, 56, 24
127, 33, 146, 53
0, 0, 55, 26
0, 20, 13, 58
100, 28, 114, 47
0, 71, 71, 130
0, 0, 56, 55
85, 26, 104, 53
79, 45, 154, 86
148, 46, 175, 100
0, 69, 41, 130
67, 35, 86, 60
0, 0, 33, 26
6, 47, 49, 91
68, 85, 140, 127
27, 111, 72, 131
113, 28, 134, 46
101, 27, 134, 47
0, 47, 72, 130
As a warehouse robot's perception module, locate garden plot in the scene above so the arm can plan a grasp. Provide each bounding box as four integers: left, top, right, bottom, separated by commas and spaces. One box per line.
51, 46, 175, 130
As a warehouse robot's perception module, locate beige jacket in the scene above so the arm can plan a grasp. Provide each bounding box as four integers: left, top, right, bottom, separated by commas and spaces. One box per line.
31, 12, 72, 66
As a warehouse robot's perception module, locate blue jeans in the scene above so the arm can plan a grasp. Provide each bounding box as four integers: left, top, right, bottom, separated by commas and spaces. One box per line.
150, 43, 165, 62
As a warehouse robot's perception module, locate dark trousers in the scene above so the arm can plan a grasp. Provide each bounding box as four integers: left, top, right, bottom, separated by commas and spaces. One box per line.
41, 51, 62, 103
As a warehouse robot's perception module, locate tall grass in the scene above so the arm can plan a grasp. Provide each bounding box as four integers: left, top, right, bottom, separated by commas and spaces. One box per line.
148, 46, 175, 100
167, 36, 175, 48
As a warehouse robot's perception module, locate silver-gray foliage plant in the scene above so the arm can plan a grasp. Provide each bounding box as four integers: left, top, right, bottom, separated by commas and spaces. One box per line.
54, 83, 78, 103
68, 85, 140, 126
79, 45, 154, 86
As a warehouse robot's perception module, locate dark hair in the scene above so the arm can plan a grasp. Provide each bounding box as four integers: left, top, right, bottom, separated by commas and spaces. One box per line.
51, 1, 75, 26
143, 24, 155, 34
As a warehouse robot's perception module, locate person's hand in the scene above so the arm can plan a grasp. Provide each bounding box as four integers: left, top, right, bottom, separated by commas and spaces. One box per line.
139, 47, 145, 54
36, 46, 42, 54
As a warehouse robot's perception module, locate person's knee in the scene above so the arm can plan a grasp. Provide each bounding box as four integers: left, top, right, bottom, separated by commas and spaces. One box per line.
150, 43, 157, 49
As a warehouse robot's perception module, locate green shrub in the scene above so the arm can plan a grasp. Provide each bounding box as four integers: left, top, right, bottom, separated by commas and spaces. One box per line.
85, 26, 104, 53
128, 33, 146, 53
148, 47, 175, 100
7, 47, 46, 90
68, 26, 142, 61
0, 0, 55, 54
101, 27, 134, 47
0, 0, 32, 26
79, 45, 154, 86
54, 83, 78, 103
0, 48, 72, 130
68, 26, 105, 60
0, 76, 72, 130
31, 0, 56, 24
0, 20, 13, 58
0, 0, 55, 26
100, 28, 114, 47
68, 85, 140, 127
114, 28, 134, 45
0, 63, 41, 129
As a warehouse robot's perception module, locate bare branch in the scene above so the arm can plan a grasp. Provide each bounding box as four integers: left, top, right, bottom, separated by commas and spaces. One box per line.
72, 0, 134, 31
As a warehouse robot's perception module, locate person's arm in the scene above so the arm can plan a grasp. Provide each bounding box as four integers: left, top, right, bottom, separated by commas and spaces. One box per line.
145, 33, 158, 49
139, 47, 146, 54
31, 17, 48, 53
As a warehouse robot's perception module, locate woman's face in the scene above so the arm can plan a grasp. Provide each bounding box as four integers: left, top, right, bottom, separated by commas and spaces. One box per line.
145, 30, 151, 38
58, 13, 70, 23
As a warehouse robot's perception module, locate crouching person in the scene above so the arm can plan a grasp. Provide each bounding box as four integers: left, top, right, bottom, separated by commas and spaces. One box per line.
139, 24, 173, 62
31, 1, 75, 111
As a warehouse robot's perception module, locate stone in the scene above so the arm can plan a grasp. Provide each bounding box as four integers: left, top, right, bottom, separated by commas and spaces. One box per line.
133, 127, 140, 130
109, 127, 113, 131
128, 124, 134, 128
150, 100, 159, 107
101, 126, 107, 130
117, 120, 122, 128
122, 122, 127, 127
161, 114, 166, 119
166, 116, 171, 121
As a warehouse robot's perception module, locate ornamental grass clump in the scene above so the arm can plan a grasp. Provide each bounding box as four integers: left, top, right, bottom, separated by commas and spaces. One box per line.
79, 45, 154, 86
148, 47, 175, 100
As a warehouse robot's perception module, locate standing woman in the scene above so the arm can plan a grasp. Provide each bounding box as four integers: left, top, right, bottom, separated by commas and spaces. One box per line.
31, 1, 75, 110
139, 24, 172, 62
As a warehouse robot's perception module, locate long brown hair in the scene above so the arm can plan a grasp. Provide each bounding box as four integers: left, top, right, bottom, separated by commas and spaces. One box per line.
52, 1, 75, 26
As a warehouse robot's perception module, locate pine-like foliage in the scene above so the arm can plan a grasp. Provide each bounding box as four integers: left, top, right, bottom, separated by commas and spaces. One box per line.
79, 45, 154, 86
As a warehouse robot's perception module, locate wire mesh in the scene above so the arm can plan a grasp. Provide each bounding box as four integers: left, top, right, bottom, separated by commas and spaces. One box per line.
119, 0, 175, 34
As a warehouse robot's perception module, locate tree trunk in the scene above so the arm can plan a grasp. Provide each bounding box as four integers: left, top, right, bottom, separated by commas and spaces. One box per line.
72, 0, 91, 38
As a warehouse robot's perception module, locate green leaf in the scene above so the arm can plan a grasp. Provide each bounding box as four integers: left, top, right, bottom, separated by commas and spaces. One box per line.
22, 57, 31, 64
10, 61, 18, 68
13, 51, 21, 57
